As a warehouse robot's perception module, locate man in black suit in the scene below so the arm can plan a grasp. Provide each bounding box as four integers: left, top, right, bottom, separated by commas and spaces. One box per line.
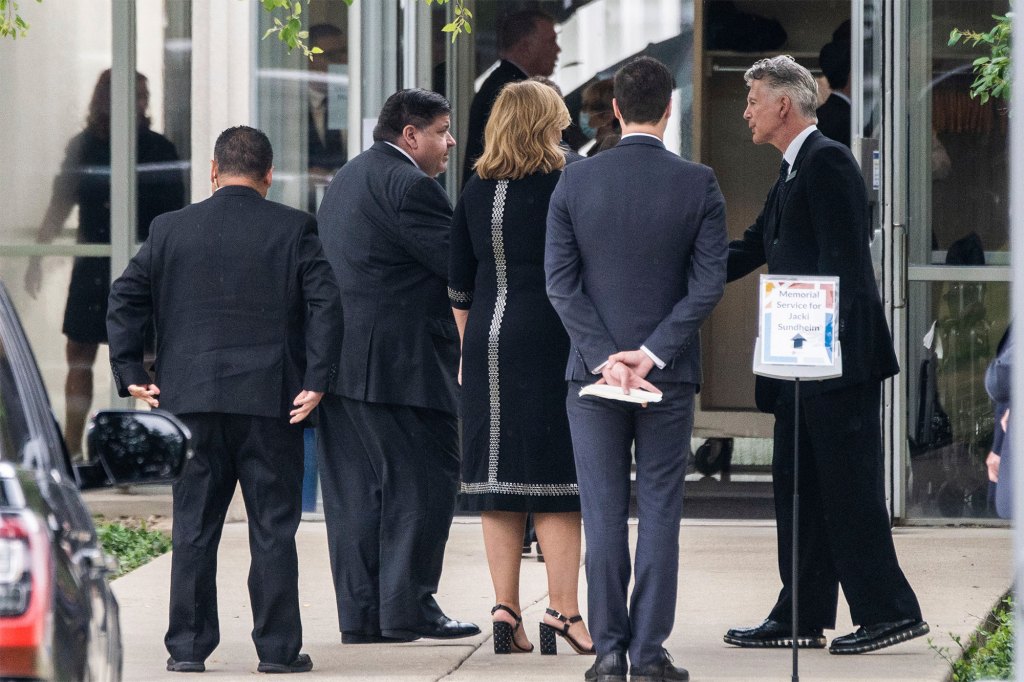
462, 9, 560, 182
315, 89, 479, 645
546, 57, 727, 682
723, 55, 928, 655
815, 40, 851, 148
107, 126, 342, 674
307, 22, 348, 210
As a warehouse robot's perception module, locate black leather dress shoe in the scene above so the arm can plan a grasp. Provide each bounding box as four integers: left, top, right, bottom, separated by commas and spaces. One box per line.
630, 649, 689, 681
382, 615, 481, 641
829, 619, 929, 654
723, 618, 826, 648
166, 657, 205, 673
257, 652, 313, 673
584, 652, 627, 682
341, 631, 413, 644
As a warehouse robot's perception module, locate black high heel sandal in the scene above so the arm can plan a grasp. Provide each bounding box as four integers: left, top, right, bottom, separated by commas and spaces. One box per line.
538, 608, 596, 655
491, 604, 534, 654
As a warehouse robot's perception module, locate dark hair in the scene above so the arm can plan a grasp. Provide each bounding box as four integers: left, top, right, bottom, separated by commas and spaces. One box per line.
373, 89, 451, 143
613, 57, 673, 125
497, 9, 553, 52
214, 126, 273, 180
819, 41, 850, 90
529, 75, 563, 97
309, 22, 343, 45
86, 69, 151, 139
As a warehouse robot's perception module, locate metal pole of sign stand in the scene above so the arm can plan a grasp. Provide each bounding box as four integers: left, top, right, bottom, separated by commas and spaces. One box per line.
791, 377, 800, 682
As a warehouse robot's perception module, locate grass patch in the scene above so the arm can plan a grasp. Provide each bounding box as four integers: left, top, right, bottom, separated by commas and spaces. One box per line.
95, 519, 172, 578
932, 594, 1013, 682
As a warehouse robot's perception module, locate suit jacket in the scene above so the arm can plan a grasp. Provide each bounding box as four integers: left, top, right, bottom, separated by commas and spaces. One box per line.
463, 59, 527, 183
317, 141, 459, 415
545, 135, 728, 384
727, 129, 898, 410
107, 185, 342, 419
816, 93, 851, 149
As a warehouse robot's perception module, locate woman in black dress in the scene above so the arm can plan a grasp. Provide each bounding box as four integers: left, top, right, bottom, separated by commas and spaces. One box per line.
449, 80, 593, 656
25, 69, 185, 456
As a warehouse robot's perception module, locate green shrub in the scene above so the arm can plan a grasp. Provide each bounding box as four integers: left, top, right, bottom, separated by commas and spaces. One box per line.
932, 595, 1013, 682
95, 520, 172, 578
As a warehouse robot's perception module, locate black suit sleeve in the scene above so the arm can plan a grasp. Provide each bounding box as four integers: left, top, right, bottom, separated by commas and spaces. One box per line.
396, 176, 454, 279
727, 201, 768, 282
107, 222, 158, 395
297, 216, 343, 392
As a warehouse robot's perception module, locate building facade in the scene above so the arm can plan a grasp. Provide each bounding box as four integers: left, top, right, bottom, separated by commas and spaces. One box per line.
0, 0, 1009, 523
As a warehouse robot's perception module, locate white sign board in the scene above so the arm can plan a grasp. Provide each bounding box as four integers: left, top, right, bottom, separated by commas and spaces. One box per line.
753, 275, 842, 380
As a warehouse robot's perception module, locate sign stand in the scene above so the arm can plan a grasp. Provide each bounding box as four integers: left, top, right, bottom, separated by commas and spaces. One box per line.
791, 376, 800, 682
754, 275, 842, 682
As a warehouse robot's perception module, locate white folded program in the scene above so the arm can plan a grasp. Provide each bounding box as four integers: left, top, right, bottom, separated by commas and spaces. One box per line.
578, 383, 663, 404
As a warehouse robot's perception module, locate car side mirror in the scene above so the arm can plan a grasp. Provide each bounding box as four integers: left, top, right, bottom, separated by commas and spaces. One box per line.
81, 410, 192, 487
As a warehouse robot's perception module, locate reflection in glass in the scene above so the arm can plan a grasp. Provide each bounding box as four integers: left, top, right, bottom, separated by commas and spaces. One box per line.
908, 0, 1009, 266
907, 280, 1009, 518
26, 70, 186, 459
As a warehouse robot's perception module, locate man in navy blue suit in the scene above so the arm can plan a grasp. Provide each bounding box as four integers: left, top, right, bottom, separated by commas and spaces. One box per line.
723, 55, 927, 656
546, 57, 727, 682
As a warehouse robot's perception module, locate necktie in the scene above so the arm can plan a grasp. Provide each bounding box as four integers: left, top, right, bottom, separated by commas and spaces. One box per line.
772, 159, 790, 226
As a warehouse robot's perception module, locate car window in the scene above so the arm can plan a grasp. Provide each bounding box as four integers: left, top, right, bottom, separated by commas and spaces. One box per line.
0, 341, 31, 465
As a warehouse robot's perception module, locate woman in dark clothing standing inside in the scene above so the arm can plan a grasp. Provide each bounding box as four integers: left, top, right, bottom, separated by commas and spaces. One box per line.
449, 80, 593, 657
25, 69, 185, 457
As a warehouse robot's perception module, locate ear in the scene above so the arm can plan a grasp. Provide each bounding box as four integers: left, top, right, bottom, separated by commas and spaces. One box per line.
402, 124, 419, 149
264, 167, 273, 189
662, 98, 673, 122
612, 98, 624, 124
210, 159, 218, 184
778, 94, 791, 118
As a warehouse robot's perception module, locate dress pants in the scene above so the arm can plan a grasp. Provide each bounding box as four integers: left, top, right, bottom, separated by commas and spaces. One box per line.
767, 381, 923, 629
165, 413, 304, 665
316, 394, 460, 635
566, 381, 695, 669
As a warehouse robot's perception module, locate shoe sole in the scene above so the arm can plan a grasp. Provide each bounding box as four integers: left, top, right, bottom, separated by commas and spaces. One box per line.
381, 629, 479, 641
341, 633, 410, 644
631, 676, 689, 682
256, 662, 314, 673
166, 660, 205, 673
829, 622, 930, 655
723, 634, 827, 648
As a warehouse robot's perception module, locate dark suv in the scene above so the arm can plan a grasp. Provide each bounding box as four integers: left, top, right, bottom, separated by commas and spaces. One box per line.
0, 282, 189, 681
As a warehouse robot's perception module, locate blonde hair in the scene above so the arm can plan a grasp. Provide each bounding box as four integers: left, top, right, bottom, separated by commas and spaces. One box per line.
474, 80, 571, 180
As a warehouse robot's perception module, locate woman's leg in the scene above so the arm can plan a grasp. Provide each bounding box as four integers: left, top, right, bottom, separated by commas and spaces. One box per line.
535, 511, 593, 651
482, 511, 532, 649
65, 339, 99, 458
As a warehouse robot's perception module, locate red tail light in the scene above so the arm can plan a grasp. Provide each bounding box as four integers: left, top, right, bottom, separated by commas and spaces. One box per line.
0, 511, 52, 679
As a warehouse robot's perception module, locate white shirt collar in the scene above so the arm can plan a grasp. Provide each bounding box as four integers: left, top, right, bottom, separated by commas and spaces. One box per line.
783, 125, 818, 168
385, 141, 420, 170
621, 132, 663, 143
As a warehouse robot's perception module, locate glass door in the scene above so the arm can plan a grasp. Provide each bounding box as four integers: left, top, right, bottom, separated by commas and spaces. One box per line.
899, 0, 1010, 521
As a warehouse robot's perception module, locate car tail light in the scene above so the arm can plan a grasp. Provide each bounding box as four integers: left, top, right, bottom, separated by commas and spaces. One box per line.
0, 510, 52, 679
0, 515, 33, 615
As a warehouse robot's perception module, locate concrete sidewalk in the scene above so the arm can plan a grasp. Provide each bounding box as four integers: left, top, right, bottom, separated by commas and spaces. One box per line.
93, 489, 1011, 681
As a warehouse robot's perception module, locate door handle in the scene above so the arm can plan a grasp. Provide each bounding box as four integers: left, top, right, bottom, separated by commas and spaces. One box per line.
893, 223, 907, 309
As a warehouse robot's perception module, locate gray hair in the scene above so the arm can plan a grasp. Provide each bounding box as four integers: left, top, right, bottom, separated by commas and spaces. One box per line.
744, 55, 819, 120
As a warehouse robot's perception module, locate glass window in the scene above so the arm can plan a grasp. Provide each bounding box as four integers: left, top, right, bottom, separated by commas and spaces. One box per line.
908, 1, 1009, 266
905, 280, 1008, 519
0, 1, 190, 458
257, 0, 352, 212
